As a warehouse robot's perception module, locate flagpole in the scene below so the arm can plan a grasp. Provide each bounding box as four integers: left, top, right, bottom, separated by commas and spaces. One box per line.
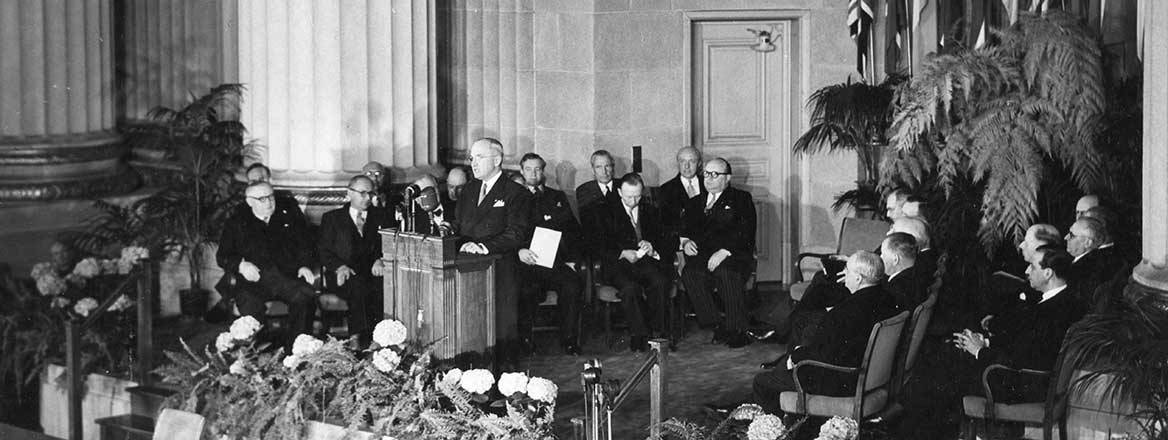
906, 0, 914, 76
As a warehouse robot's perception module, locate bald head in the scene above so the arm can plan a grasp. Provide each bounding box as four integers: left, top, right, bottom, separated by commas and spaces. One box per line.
844, 250, 885, 293
1020, 223, 1063, 263
702, 158, 732, 193
676, 146, 702, 179
347, 176, 374, 211
889, 216, 930, 249
446, 167, 468, 201
1075, 195, 1100, 219
363, 161, 387, 187
245, 182, 276, 220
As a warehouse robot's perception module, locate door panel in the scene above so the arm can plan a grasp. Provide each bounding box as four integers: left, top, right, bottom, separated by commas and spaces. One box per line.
692, 20, 793, 282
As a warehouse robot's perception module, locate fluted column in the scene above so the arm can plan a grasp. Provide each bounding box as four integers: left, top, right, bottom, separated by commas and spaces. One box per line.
443, 0, 535, 165
0, 0, 135, 200
237, 0, 437, 196
1134, 0, 1168, 293
119, 0, 239, 121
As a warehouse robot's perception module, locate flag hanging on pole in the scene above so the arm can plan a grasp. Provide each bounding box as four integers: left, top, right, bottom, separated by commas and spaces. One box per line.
911, 0, 929, 30
848, 0, 875, 79
885, 0, 909, 75
1003, 0, 1020, 24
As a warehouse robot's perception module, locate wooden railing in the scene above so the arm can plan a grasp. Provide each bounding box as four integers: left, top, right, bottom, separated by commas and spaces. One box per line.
573, 339, 668, 440
64, 259, 158, 440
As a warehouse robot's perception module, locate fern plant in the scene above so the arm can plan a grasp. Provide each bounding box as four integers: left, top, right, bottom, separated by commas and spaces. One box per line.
885, 10, 1105, 249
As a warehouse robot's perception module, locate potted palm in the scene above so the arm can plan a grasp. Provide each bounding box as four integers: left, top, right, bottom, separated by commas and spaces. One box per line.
134, 84, 258, 317
792, 77, 900, 218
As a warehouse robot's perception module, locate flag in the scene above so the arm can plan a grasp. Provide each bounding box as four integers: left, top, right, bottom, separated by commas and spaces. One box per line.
911, 0, 929, 30
886, 0, 909, 75
848, 0, 875, 78
1003, 0, 1020, 24
975, 20, 988, 48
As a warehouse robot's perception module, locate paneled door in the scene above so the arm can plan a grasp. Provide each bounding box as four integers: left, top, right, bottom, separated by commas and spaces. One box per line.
690, 18, 796, 283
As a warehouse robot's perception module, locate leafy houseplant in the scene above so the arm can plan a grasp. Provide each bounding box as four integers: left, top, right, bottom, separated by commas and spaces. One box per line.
133, 84, 258, 315
792, 77, 900, 217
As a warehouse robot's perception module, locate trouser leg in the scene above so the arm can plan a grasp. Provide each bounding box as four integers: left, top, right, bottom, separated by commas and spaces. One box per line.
714, 266, 747, 332
681, 262, 720, 327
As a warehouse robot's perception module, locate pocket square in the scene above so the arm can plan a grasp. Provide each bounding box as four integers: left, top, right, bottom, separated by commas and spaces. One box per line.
493, 200, 505, 207
724, 205, 731, 210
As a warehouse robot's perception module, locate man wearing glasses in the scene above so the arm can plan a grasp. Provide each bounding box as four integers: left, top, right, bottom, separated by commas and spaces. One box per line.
217, 182, 320, 347
679, 158, 757, 348
318, 175, 395, 346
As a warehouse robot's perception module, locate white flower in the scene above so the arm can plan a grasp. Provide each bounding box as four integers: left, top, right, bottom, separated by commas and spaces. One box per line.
458, 369, 495, 394
215, 332, 235, 352
730, 403, 766, 421
372, 319, 408, 347
290, 334, 323, 356
371, 349, 401, 373
282, 355, 303, 369
119, 246, 149, 265
109, 294, 134, 312
99, 259, 119, 275
116, 259, 134, 275
229, 360, 248, 375
36, 274, 67, 296
30, 262, 54, 280
72, 297, 99, 317
50, 296, 72, 308
441, 368, 463, 387
526, 377, 558, 403
497, 372, 529, 397
817, 416, 859, 440
72, 258, 101, 278
746, 414, 786, 440
229, 316, 262, 341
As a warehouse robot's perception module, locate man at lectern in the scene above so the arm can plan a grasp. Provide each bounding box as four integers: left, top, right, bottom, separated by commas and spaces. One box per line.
318, 175, 395, 346
452, 138, 533, 344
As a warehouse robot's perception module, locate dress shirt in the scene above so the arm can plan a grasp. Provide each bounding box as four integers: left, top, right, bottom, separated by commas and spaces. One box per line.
599, 181, 613, 196
1038, 284, 1068, 304
705, 191, 722, 211
479, 170, 502, 205
349, 207, 367, 234
682, 175, 701, 198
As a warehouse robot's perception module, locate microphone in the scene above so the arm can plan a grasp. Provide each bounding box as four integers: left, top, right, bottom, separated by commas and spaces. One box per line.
402, 183, 423, 199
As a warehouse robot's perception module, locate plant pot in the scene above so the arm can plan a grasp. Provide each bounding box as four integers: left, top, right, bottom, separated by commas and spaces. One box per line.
179, 288, 210, 317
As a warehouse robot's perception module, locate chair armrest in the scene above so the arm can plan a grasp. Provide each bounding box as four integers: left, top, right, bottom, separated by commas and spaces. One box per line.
978, 363, 1051, 420
793, 252, 832, 283
788, 359, 859, 414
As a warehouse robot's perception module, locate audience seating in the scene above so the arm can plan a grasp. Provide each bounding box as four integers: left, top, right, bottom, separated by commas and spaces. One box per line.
779, 310, 910, 436
960, 361, 1067, 440
876, 293, 939, 420
789, 217, 889, 302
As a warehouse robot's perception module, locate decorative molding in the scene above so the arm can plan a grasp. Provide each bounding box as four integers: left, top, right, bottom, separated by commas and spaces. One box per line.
0, 168, 139, 201
0, 133, 126, 165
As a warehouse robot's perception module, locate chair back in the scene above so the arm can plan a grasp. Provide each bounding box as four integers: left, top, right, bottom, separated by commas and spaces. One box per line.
152, 409, 205, 440
837, 218, 890, 256
856, 311, 911, 393
902, 293, 938, 375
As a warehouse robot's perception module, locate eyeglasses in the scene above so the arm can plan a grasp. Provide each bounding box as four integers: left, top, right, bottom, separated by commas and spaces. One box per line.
347, 187, 374, 197
702, 171, 730, 178
247, 194, 274, 203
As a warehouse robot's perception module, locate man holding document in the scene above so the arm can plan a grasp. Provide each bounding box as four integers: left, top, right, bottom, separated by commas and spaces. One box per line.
515, 153, 583, 355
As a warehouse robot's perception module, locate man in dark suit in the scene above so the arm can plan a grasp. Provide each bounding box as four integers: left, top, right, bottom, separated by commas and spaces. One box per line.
953, 245, 1086, 403
659, 147, 705, 238
595, 173, 674, 352
745, 251, 899, 414
216, 182, 319, 346
441, 166, 469, 224
242, 163, 308, 229
514, 153, 584, 355
362, 161, 393, 208
982, 223, 1062, 332
318, 175, 395, 345
453, 137, 532, 342
881, 232, 928, 310
575, 150, 619, 214
1066, 217, 1127, 309
679, 158, 756, 348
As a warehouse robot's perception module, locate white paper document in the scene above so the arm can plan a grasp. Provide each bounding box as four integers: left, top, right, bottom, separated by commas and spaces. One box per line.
530, 227, 562, 268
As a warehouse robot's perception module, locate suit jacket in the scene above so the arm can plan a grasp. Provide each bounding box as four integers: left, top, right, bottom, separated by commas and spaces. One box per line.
318, 205, 394, 277
978, 284, 1086, 402
593, 201, 670, 268
659, 174, 706, 234
1069, 247, 1128, 308
453, 176, 532, 254
790, 285, 899, 396
576, 180, 621, 260
217, 206, 316, 280
575, 179, 619, 214
885, 265, 930, 310
681, 186, 756, 273
527, 186, 582, 266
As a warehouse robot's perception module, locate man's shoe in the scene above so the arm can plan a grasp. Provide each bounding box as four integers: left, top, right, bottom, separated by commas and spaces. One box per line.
760, 354, 786, 369
725, 332, 752, 349
629, 336, 648, 353
702, 402, 738, 417
748, 328, 777, 341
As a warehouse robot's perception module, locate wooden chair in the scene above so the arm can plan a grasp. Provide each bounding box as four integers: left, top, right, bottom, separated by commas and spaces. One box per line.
876, 293, 938, 420
960, 360, 1068, 440
789, 217, 889, 301
779, 310, 910, 436
152, 409, 204, 440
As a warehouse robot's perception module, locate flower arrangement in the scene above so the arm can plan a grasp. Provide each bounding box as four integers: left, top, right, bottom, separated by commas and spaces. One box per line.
157, 317, 558, 439
652, 405, 859, 440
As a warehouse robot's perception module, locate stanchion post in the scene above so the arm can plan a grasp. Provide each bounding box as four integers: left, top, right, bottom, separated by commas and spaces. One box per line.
649, 339, 667, 439
65, 320, 83, 440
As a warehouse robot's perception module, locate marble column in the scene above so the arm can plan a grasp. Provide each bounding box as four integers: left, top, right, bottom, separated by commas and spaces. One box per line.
237, 0, 438, 207
0, 0, 136, 201
1134, 0, 1168, 293
442, 0, 535, 166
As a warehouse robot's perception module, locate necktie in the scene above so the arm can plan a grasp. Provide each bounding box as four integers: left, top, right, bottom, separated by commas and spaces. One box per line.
601, 183, 608, 197
685, 179, 698, 198
705, 194, 717, 213
479, 183, 489, 206
630, 207, 641, 240
355, 212, 366, 236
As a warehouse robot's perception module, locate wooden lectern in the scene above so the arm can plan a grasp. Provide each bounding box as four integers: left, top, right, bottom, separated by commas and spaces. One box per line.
379, 229, 508, 360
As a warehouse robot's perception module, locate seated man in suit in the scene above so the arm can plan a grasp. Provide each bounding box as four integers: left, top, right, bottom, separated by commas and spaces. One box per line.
659, 146, 705, 242
575, 149, 619, 214
1066, 216, 1129, 311
679, 158, 757, 348
985, 223, 1062, 322
362, 161, 394, 208
596, 173, 674, 352
442, 166, 469, 223
318, 175, 395, 345
885, 188, 911, 221
952, 245, 1085, 403
242, 163, 307, 222
882, 232, 928, 310
453, 138, 532, 344
216, 182, 319, 347
515, 153, 584, 355
744, 251, 899, 414
1074, 194, 1100, 219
